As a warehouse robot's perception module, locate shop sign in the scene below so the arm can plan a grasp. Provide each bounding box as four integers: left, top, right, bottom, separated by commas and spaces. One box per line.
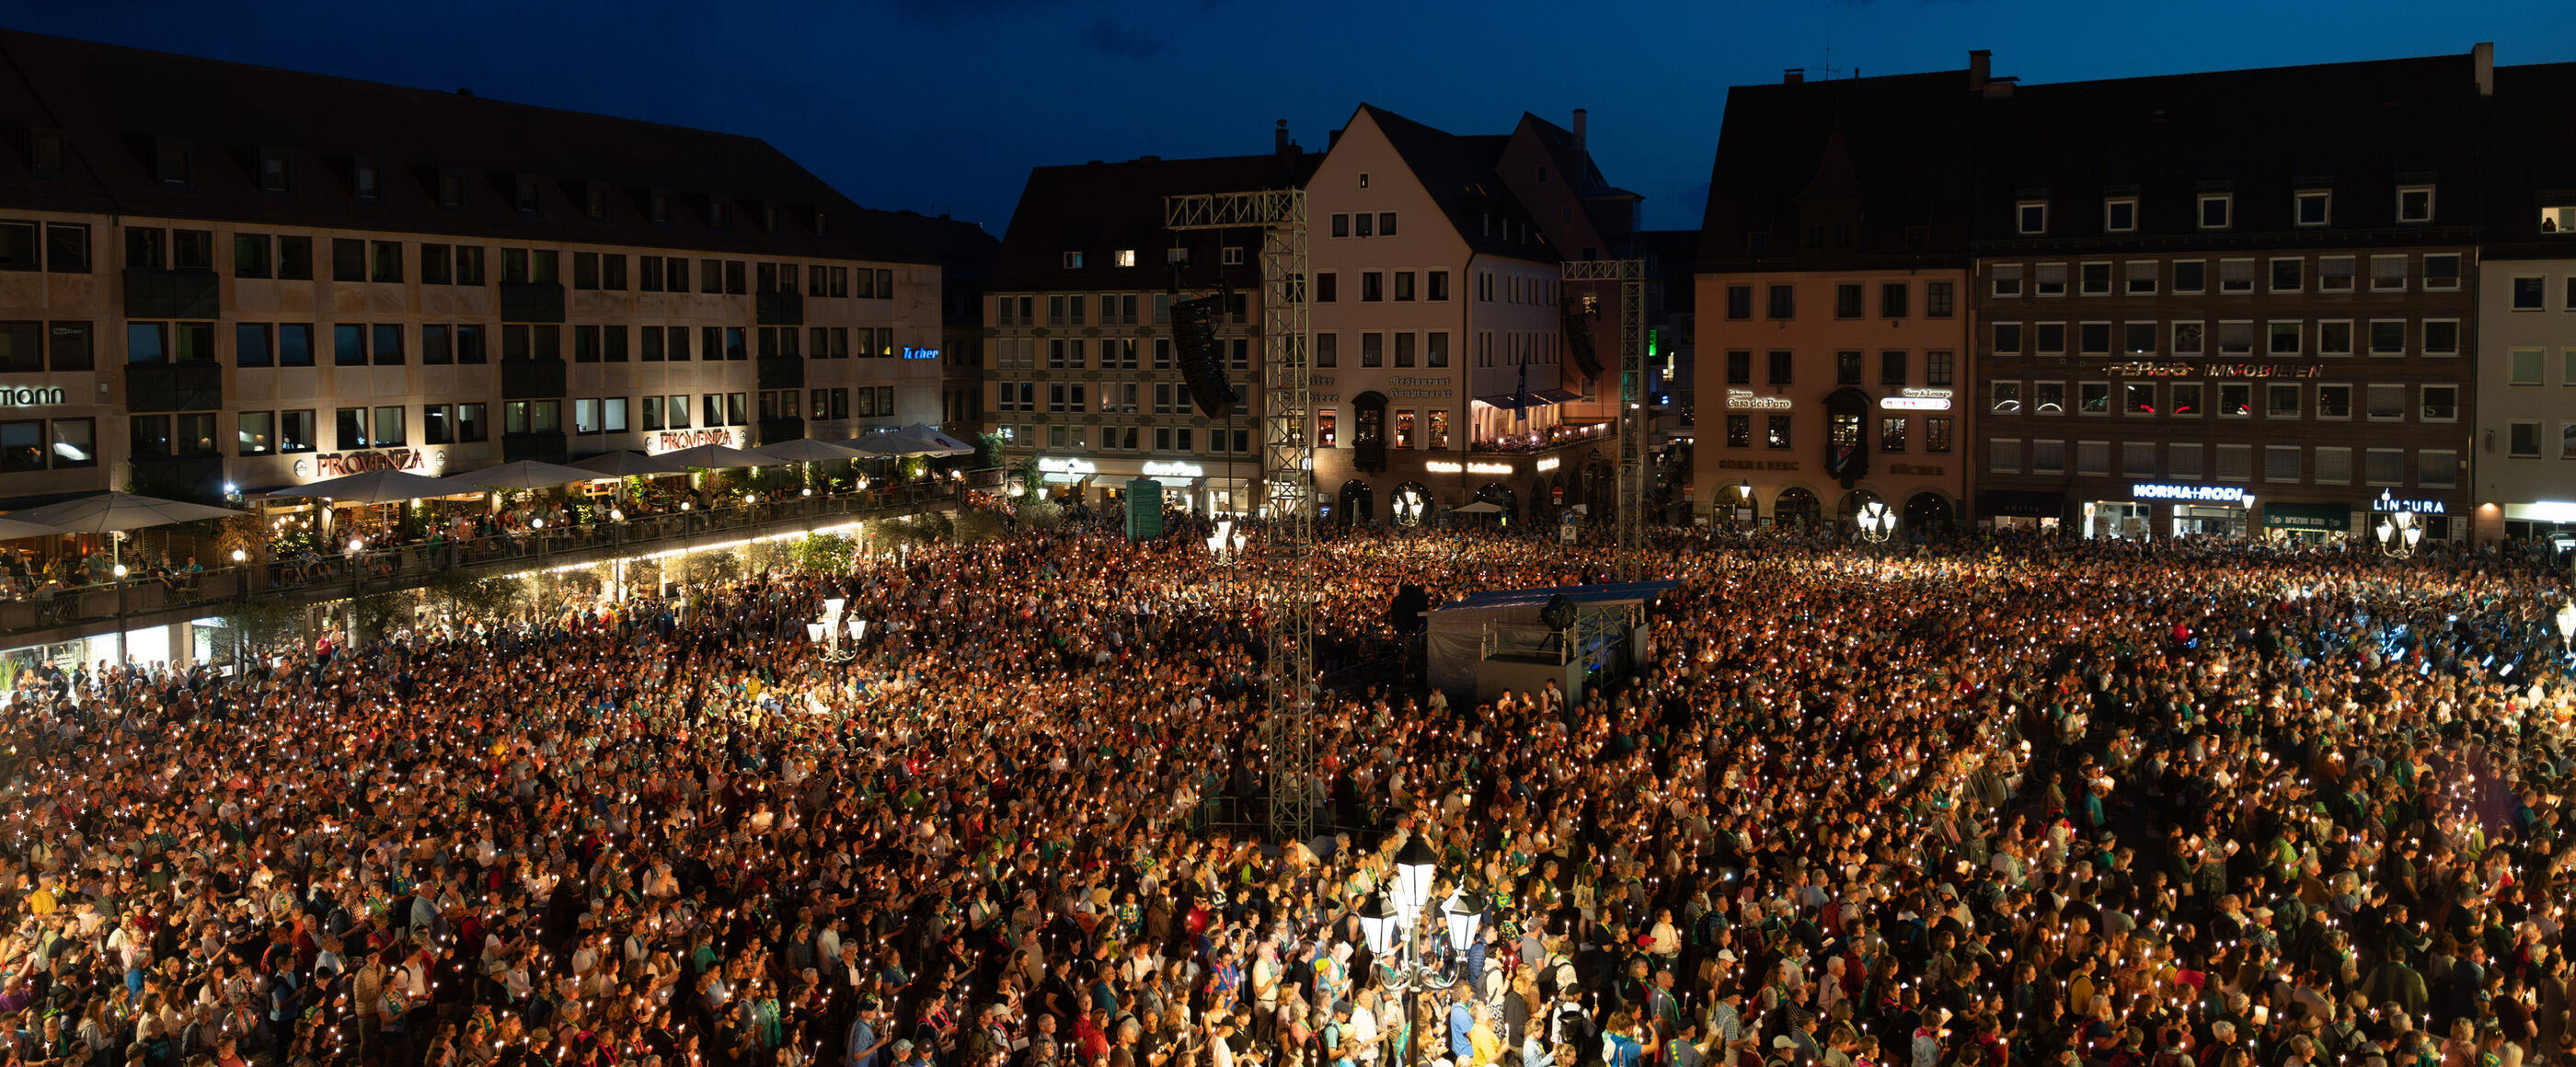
293, 448, 447, 479
1393, 388, 1452, 399
1535, 457, 1560, 472
1142, 461, 1204, 478
902, 347, 939, 360
1038, 457, 1098, 476
1725, 389, 1791, 409
0, 385, 67, 407
1391, 375, 1454, 399
2373, 489, 2446, 514
2110, 361, 2322, 380
1426, 461, 1512, 476
2133, 483, 2251, 503
1880, 396, 1951, 411
1717, 459, 1800, 471
649, 429, 740, 453
1899, 388, 1954, 399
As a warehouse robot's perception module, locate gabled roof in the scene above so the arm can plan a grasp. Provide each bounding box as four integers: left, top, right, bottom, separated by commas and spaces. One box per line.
1696, 69, 1973, 273
1352, 104, 1554, 261
988, 152, 1317, 292
0, 29, 933, 263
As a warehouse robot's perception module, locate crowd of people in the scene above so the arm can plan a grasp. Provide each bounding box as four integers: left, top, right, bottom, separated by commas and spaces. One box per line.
0, 519, 2570, 1067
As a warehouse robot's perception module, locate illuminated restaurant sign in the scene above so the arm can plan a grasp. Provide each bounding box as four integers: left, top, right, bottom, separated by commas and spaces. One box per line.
293, 448, 446, 479
649, 429, 741, 453
2133, 483, 2252, 503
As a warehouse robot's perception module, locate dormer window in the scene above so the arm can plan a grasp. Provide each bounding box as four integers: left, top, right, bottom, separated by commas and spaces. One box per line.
1063, 251, 1084, 269
707, 199, 730, 228
2294, 190, 2330, 227
259, 151, 291, 194
438, 171, 466, 209
762, 206, 778, 233
585, 184, 607, 220
2016, 200, 2047, 235
2398, 185, 2433, 224
29, 130, 63, 178
650, 191, 672, 224
1114, 249, 1138, 268
155, 138, 191, 186
2197, 192, 2232, 231
813, 211, 827, 236
2102, 198, 2136, 234
1358, 172, 1369, 189
514, 177, 540, 213
353, 163, 382, 202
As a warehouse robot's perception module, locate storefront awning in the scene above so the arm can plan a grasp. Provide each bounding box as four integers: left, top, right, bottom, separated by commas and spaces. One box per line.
2262, 501, 2352, 532
1978, 489, 2065, 518
1040, 472, 1089, 484
1473, 387, 1582, 408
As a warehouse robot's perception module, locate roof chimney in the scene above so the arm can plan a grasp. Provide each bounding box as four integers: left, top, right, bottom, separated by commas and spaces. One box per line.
2473, 41, 2493, 96
1275, 119, 1291, 155
1571, 109, 1588, 155
1968, 50, 1991, 93
1783, 69, 1804, 84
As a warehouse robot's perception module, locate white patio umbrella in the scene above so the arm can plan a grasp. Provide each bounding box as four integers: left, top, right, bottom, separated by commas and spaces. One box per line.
750, 438, 864, 463
8, 491, 243, 533
655, 442, 788, 469
263, 469, 459, 504
899, 423, 977, 455
1453, 500, 1504, 514
0, 515, 64, 541
840, 430, 946, 457
424, 460, 608, 492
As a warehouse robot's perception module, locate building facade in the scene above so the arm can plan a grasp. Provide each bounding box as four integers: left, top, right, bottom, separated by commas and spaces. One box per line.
0, 30, 944, 509
1969, 52, 2488, 542
1692, 72, 1976, 531
2470, 61, 2576, 545
983, 147, 1309, 514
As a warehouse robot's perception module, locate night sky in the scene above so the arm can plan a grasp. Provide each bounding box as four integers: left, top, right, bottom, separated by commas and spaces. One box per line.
14, 0, 2573, 235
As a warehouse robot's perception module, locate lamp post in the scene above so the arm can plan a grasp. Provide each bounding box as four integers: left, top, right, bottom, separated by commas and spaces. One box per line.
1356, 837, 1447, 1067
2374, 510, 2421, 558
809, 596, 857, 663
1857, 499, 1897, 578
2557, 600, 2575, 651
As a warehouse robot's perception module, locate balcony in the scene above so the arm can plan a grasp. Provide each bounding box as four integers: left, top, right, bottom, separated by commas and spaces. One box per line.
500, 430, 569, 464
756, 356, 805, 390
755, 288, 804, 326
126, 361, 224, 414
498, 281, 567, 323
499, 359, 567, 400
123, 269, 221, 319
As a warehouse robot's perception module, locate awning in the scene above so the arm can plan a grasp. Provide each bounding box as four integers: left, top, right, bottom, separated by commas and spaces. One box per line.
1040, 472, 1090, 484
1978, 489, 2065, 518
2263, 501, 2352, 532
1473, 387, 1582, 408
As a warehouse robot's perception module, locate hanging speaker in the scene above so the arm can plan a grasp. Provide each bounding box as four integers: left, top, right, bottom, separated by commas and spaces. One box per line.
1558, 293, 1604, 379
1170, 294, 1236, 419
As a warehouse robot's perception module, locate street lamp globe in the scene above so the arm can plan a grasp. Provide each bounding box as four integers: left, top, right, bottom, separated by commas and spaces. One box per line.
1392, 836, 1439, 913
1441, 889, 1487, 952
1356, 893, 1402, 957
2557, 601, 2576, 645
230, 549, 246, 564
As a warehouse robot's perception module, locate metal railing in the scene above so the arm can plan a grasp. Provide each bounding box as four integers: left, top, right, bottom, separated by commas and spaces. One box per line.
0, 472, 1001, 643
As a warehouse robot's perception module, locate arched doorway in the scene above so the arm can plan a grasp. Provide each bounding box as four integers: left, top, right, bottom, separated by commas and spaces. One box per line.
1903, 491, 1954, 534
1712, 483, 1755, 527
1339, 480, 1374, 524
1774, 487, 1822, 528
1474, 483, 1518, 523
1389, 482, 1432, 526
1835, 488, 1884, 529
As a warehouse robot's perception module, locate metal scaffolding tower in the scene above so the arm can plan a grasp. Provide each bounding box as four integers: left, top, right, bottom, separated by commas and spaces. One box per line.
1562, 258, 1647, 580
1164, 189, 1315, 843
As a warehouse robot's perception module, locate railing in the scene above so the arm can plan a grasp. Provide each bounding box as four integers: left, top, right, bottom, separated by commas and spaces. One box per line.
0, 471, 1005, 645
1467, 421, 1615, 455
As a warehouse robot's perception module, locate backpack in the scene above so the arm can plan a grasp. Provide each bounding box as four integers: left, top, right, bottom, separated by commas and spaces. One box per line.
1553, 1005, 1593, 1053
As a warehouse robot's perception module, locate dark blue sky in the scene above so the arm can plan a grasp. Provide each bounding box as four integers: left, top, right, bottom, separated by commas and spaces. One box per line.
15, 1, 2574, 235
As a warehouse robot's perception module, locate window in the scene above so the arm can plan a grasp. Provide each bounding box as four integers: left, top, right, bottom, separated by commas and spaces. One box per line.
1725, 285, 1752, 320
2316, 447, 2351, 484
369, 240, 402, 282
1394, 333, 1415, 367
2397, 185, 2433, 224
1723, 414, 1751, 448
2266, 383, 2301, 418
1361, 332, 1383, 368
44, 322, 89, 371
2317, 320, 2352, 357
2079, 322, 2111, 356
1427, 270, 1450, 301
371, 324, 402, 365
2218, 383, 2251, 417
1989, 381, 2021, 415
2363, 448, 2406, 486
2421, 319, 2458, 356
1834, 284, 1863, 318
1880, 417, 1909, 453
1925, 417, 1952, 453
234, 323, 270, 368
2171, 382, 2203, 417
2032, 440, 2065, 475
2512, 276, 2545, 310
2034, 264, 2066, 297
2371, 255, 2408, 292
333, 324, 366, 366
372, 406, 405, 447
2508, 348, 2544, 384
2122, 382, 2156, 415
1880, 350, 1908, 386
335, 407, 369, 450
1991, 264, 2023, 298
1393, 271, 1416, 302
2218, 259, 2254, 293
1925, 350, 1954, 387
2294, 190, 2330, 226
2420, 449, 2458, 488
0, 420, 46, 472
2508, 422, 2542, 458
2267, 258, 2302, 293
450, 246, 482, 286
2034, 323, 2065, 355
2079, 382, 2110, 415
1427, 333, 1449, 368
272, 323, 312, 367
0, 322, 35, 372
2103, 198, 2136, 233
1360, 272, 1383, 302
1355, 213, 1374, 238
1378, 212, 1397, 235
2318, 258, 2359, 291
331, 238, 364, 281
2016, 201, 2046, 235
2317, 384, 2352, 419
1767, 350, 1792, 385
1329, 214, 1349, 238
2420, 384, 2457, 421
1988, 438, 2021, 473
1765, 415, 1791, 449
1766, 285, 1794, 319
2214, 444, 2253, 482
2264, 445, 2302, 483
2122, 322, 2156, 355
2172, 260, 2204, 294
2421, 254, 2460, 291
2170, 321, 2204, 357
1926, 281, 1953, 317
2079, 262, 2111, 295
1835, 350, 1862, 385
2365, 384, 2406, 420
1991, 323, 2022, 355
2198, 193, 2231, 230
2267, 321, 2301, 357
2368, 320, 2405, 357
